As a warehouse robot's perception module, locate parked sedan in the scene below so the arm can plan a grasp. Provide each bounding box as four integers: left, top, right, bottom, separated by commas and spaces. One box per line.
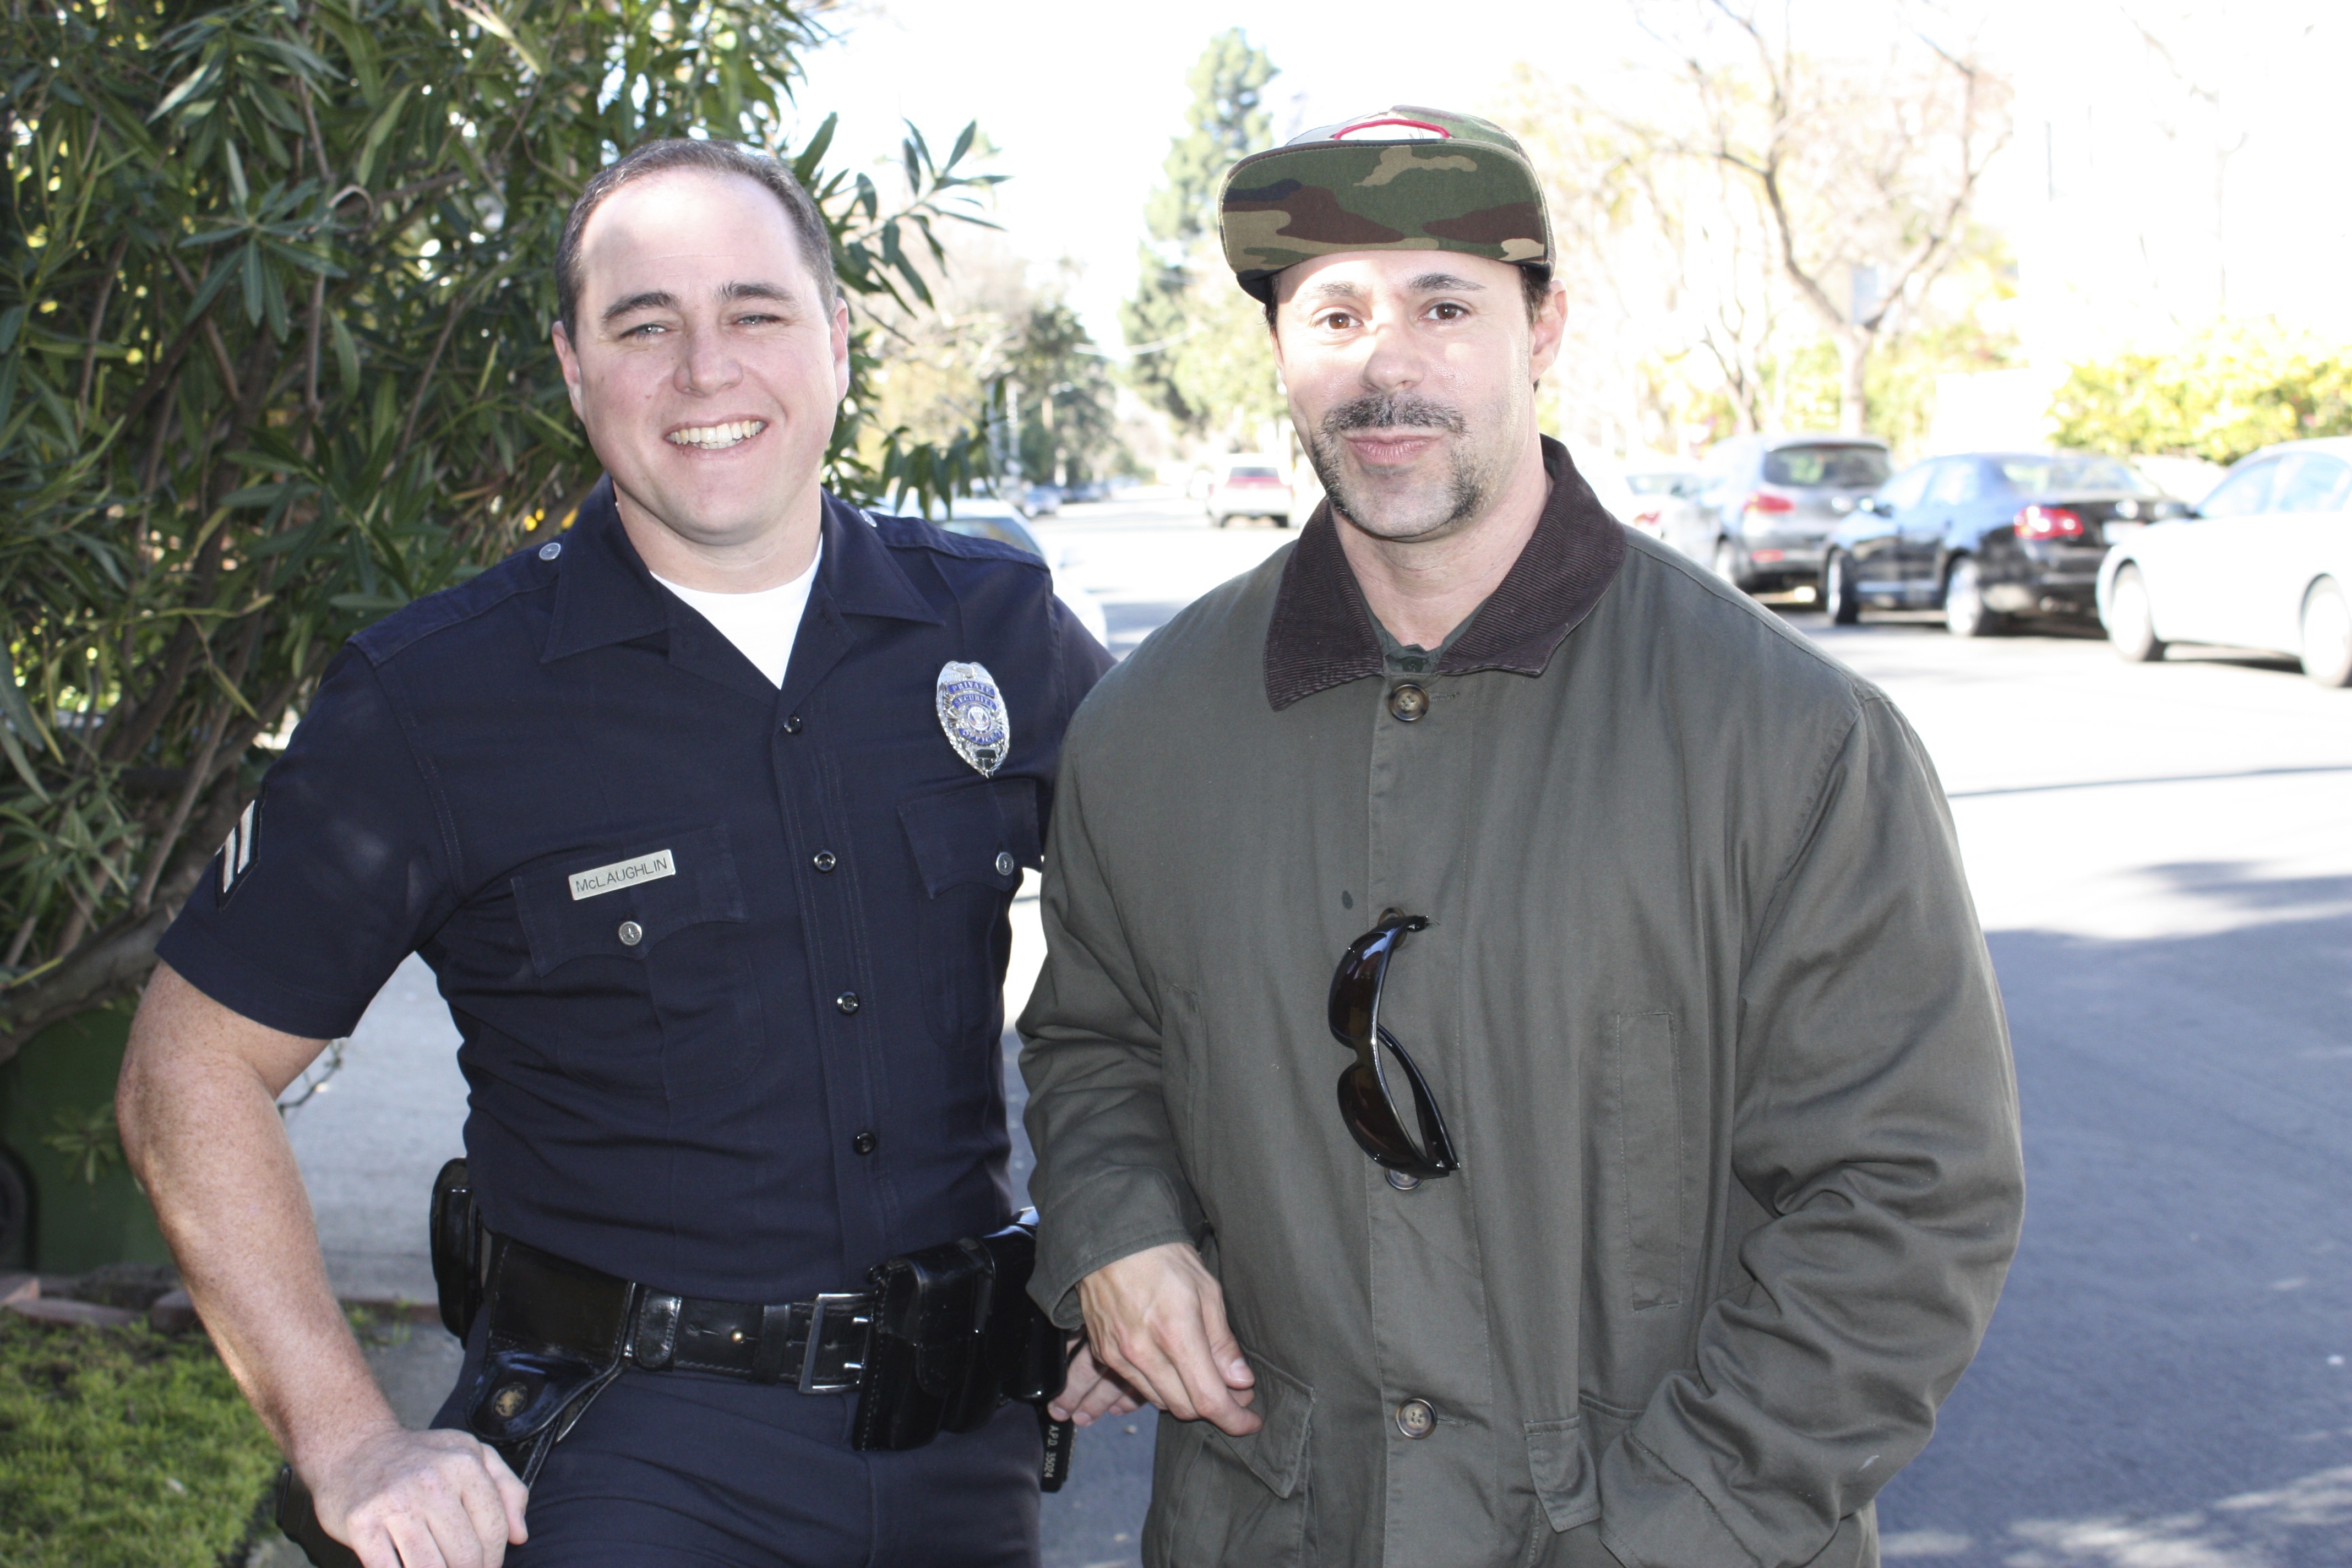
930, 496, 1113, 649
1667, 434, 1893, 592
1823, 452, 2184, 636
2097, 438, 2352, 686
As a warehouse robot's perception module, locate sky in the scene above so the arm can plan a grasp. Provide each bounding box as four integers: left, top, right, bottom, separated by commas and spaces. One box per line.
784, 1, 2352, 362
787, 0, 1661, 347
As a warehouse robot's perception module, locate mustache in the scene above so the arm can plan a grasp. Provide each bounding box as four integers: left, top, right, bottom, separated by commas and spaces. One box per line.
1319, 394, 1466, 437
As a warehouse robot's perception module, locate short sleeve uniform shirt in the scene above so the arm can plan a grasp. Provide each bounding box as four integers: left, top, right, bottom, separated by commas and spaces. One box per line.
157, 479, 1112, 1303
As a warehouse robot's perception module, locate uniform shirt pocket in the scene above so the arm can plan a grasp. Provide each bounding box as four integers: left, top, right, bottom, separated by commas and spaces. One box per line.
898, 778, 1041, 1046
509, 824, 759, 1099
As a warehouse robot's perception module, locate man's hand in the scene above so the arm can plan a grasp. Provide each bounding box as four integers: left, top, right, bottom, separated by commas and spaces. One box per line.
305, 1424, 529, 1568
1075, 1241, 1261, 1436
1050, 1338, 1144, 1427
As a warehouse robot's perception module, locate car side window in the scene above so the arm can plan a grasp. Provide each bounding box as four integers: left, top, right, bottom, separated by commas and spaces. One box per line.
2271, 453, 2351, 514
1929, 461, 1981, 505
2199, 458, 2280, 518
1879, 462, 1935, 511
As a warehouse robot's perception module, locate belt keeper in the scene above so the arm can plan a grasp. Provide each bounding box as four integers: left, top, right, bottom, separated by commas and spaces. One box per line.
631, 1291, 680, 1370
750, 1302, 796, 1385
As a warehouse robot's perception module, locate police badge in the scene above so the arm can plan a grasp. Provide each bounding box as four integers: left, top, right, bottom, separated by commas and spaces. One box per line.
935, 661, 1010, 777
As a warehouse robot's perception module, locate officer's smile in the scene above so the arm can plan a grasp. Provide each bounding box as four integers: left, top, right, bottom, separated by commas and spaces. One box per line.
665, 418, 769, 452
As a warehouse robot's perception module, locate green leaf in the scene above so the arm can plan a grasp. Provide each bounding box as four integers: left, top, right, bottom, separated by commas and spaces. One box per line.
149, 59, 217, 122
355, 83, 413, 190
330, 314, 361, 395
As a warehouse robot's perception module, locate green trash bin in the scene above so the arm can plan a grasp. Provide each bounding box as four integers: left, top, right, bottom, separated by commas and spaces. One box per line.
0, 1003, 172, 1273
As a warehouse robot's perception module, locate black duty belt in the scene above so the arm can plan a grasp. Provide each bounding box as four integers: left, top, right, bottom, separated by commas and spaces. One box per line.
629, 1284, 874, 1389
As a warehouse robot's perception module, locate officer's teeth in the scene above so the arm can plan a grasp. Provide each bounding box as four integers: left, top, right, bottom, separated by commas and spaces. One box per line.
666, 420, 767, 449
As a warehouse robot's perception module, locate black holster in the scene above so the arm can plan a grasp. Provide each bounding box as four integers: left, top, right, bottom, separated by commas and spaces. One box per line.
850, 1220, 1075, 1487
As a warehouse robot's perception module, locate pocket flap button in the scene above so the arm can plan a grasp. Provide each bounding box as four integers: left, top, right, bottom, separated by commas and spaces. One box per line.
1396, 1398, 1436, 1439
616, 921, 644, 946
994, 851, 1016, 877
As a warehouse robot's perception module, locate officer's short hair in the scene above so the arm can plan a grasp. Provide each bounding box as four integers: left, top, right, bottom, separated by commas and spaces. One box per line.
557, 139, 837, 333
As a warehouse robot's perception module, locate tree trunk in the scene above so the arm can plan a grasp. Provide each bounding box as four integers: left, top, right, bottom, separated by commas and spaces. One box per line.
1837, 328, 1873, 435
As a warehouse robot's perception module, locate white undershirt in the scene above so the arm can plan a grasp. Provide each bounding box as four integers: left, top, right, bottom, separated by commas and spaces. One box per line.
652, 542, 822, 688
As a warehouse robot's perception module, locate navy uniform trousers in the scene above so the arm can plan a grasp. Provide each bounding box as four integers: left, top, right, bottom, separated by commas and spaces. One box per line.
433, 1328, 1042, 1567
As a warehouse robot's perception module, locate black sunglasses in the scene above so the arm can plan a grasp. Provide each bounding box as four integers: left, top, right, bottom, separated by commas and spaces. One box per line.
1326, 911, 1460, 1179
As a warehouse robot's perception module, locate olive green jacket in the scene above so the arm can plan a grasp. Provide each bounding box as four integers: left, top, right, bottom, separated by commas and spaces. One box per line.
1019, 442, 2024, 1568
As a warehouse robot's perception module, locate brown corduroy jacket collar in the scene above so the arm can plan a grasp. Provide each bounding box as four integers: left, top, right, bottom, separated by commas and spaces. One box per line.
1262, 435, 1629, 711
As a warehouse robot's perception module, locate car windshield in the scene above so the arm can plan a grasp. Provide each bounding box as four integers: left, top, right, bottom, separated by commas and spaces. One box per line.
1996, 456, 2160, 496
1625, 473, 1694, 496
1762, 445, 1891, 487
1227, 467, 1281, 482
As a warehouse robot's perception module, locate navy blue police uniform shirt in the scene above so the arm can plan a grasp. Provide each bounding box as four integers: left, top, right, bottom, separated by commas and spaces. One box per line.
156, 478, 1113, 1305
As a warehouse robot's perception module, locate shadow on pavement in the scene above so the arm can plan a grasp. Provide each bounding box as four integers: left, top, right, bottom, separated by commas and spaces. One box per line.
1876, 865, 2352, 1566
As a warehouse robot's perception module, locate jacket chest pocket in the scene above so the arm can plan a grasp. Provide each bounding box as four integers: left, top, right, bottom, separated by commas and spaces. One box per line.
511, 824, 760, 1099
898, 777, 1039, 1049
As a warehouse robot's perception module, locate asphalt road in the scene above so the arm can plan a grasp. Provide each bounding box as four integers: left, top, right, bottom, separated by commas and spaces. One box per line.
289, 486, 2349, 1568
1008, 489, 2352, 1568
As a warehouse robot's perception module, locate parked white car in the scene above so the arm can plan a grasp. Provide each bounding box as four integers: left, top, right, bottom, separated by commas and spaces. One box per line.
1205, 454, 1294, 527
2097, 437, 2352, 686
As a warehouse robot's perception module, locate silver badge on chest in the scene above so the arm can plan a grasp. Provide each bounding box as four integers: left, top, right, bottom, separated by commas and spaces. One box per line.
936, 661, 1011, 777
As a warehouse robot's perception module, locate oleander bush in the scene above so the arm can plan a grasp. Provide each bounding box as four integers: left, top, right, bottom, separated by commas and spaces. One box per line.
0, 0, 999, 1061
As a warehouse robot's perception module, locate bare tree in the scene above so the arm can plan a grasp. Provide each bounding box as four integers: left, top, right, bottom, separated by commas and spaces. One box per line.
1637, 0, 2011, 433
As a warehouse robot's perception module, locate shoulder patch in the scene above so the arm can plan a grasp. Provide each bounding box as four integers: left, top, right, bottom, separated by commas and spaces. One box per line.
216, 793, 262, 903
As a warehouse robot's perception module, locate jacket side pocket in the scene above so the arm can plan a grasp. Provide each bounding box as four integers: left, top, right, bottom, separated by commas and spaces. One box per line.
1525, 1413, 1600, 1533
1603, 1010, 1686, 1310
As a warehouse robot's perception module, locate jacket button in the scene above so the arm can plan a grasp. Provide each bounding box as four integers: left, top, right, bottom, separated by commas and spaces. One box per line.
994, 851, 1016, 878
783, 714, 804, 734
835, 991, 860, 1015
1396, 1398, 1436, 1439
812, 851, 837, 873
536, 541, 562, 562
1386, 1168, 1422, 1192
1387, 683, 1429, 722
852, 1131, 879, 1156
616, 921, 643, 946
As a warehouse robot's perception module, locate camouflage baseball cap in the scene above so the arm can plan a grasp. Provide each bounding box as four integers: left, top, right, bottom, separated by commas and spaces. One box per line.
1218, 105, 1552, 303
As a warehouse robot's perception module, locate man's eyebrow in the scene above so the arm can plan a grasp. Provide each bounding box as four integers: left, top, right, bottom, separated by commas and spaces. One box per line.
1407, 271, 1487, 293
1306, 279, 1369, 300
720, 280, 797, 306
601, 290, 676, 323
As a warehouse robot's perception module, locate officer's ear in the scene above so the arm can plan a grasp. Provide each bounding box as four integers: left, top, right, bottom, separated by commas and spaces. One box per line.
830, 295, 851, 402
552, 319, 586, 419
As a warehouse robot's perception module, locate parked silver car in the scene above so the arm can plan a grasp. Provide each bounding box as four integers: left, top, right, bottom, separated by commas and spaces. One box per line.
2097, 437, 2352, 687
1665, 434, 1894, 592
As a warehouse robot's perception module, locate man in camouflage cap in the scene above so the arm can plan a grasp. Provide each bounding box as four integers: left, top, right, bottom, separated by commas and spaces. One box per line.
1022, 105, 2022, 1567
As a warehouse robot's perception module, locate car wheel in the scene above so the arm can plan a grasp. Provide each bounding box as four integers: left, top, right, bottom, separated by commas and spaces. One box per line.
2301, 578, 2352, 687
1712, 538, 1745, 590
1824, 552, 1861, 625
1272, 514, 1291, 530
1211, 512, 1228, 529
2105, 565, 2165, 663
1943, 556, 2005, 637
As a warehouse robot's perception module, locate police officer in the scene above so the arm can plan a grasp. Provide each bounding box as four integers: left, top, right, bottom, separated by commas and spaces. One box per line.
116, 138, 1110, 1568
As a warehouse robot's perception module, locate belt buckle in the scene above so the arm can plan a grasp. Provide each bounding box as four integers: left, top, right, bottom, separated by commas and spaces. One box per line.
799, 1292, 872, 1394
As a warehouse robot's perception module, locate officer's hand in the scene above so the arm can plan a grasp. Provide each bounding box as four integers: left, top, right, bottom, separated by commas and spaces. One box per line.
1075, 1241, 1260, 1437
1050, 1339, 1145, 1427
306, 1423, 529, 1568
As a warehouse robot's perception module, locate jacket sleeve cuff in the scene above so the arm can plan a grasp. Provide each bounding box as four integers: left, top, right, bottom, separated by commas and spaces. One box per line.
1030, 1164, 1202, 1329
1598, 1433, 1767, 1568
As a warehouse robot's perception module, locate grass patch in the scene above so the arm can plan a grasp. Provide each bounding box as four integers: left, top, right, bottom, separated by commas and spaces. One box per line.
0, 1312, 279, 1567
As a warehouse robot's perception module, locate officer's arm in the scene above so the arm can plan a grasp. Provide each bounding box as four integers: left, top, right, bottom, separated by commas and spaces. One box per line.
119, 963, 528, 1568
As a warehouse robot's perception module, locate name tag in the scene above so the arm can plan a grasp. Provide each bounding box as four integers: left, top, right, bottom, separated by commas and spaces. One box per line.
568, 849, 675, 901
